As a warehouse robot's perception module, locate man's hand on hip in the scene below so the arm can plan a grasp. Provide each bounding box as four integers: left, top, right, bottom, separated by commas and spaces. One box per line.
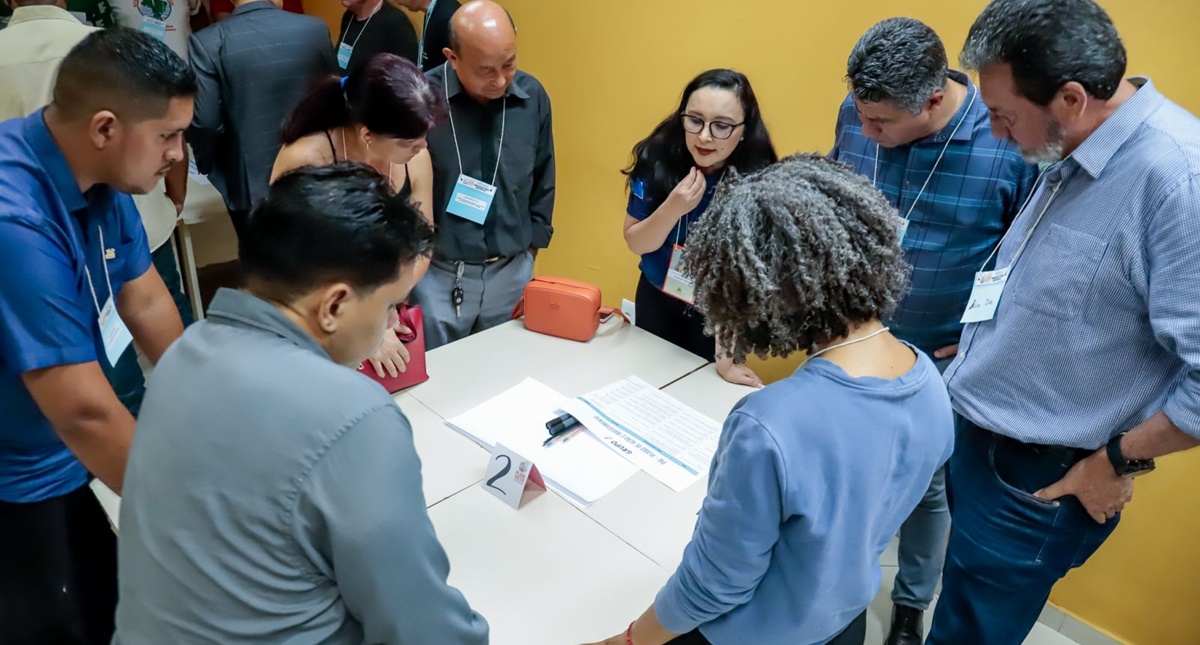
1035, 450, 1132, 524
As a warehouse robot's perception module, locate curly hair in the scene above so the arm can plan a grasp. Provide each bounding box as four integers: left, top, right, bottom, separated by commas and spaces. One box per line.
684, 153, 910, 362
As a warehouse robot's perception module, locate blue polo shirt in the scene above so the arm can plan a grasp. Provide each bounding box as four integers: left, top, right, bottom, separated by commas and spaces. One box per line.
626, 171, 722, 289
0, 110, 152, 503
830, 72, 1038, 354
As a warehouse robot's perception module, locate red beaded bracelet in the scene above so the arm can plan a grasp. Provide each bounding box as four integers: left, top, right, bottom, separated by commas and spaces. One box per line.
625, 621, 635, 645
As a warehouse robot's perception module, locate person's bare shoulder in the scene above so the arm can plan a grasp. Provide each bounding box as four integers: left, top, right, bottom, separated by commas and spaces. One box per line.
272, 134, 336, 183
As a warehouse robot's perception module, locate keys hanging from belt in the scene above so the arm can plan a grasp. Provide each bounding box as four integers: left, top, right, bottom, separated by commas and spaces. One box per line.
451, 261, 465, 318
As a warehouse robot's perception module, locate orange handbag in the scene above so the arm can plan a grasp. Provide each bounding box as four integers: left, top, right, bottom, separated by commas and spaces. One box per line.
511, 276, 628, 342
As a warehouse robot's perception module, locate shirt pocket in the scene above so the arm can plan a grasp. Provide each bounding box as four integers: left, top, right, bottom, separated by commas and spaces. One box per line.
1011, 223, 1107, 321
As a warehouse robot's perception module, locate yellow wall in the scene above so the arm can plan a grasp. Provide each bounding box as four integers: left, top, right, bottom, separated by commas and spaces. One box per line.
307, 1, 1200, 643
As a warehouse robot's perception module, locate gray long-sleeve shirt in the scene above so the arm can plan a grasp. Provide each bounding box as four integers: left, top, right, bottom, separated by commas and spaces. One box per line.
425, 64, 555, 262
114, 288, 489, 645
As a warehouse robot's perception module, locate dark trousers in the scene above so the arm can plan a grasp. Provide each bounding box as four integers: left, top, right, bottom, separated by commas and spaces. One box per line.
0, 484, 118, 645
104, 242, 194, 416
927, 419, 1119, 645
635, 274, 715, 361
668, 610, 867, 645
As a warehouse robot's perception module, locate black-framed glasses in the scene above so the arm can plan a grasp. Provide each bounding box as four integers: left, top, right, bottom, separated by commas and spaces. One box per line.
681, 114, 744, 140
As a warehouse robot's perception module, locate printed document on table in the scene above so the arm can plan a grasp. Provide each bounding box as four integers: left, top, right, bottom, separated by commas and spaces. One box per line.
445, 378, 637, 506
561, 376, 722, 492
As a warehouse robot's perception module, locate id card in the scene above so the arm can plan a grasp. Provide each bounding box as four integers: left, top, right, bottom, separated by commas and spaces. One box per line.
141, 17, 167, 41
337, 43, 353, 70
897, 218, 910, 243
663, 244, 696, 304
98, 296, 133, 368
446, 174, 498, 224
960, 267, 1009, 324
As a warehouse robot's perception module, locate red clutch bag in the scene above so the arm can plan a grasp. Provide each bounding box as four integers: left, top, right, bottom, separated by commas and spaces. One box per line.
357, 305, 429, 393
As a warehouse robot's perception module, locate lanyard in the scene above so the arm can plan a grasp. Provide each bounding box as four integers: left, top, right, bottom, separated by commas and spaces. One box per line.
977, 169, 1062, 273
873, 85, 978, 224
83, 225, 115, 317
418, 0, 438, 67
445, 62, 506, 185
338, 0, 382, 52
804, 326, 891, 365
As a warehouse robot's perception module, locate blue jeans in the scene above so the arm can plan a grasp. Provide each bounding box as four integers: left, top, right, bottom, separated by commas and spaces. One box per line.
104, 241, 194, 416
891, 355, 952, 611
926, 419, 1118, 645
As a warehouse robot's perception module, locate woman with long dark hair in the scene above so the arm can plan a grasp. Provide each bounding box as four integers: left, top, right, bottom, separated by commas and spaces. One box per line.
272, 52, 444, 379
622, 69, 777, 386
272, 52, 443, 224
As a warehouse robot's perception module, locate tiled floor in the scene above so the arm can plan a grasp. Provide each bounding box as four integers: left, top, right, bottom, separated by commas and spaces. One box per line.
864, 540, 1096, 645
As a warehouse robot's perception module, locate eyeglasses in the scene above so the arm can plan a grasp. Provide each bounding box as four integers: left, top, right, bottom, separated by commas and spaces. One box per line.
681, 114, 744, 140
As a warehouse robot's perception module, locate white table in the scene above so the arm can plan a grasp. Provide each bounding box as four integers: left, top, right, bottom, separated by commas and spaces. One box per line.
407, 319, 708, 419
177, 175, 229, 320
579, 365, 754, 569
397, 393, 489, 507
429, 486, 670, 645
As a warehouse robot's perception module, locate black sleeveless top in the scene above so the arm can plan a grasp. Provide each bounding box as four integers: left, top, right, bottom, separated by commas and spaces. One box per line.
324, 130, 412, 198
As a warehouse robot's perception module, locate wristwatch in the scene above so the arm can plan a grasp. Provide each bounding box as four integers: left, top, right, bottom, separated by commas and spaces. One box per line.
1105, 432, 1156, 478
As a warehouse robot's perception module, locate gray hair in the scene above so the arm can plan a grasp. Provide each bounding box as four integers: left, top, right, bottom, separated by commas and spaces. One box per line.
684, 154, 910, 362
846, 17, 948, 113
961, 0, 1126, 105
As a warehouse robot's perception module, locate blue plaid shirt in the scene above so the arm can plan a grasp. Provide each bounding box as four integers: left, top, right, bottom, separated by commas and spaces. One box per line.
946, 79, 1200, 449
830, 72, 1038, 355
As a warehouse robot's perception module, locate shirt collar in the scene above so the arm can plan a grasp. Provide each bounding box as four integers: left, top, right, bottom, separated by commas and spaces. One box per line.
23, 109, 88, 214
9, 5, 84, 26
918, 70, 979, 145
205, 288, 332, 360
443, 63, 530, 101
1070, 77, 1161, 179
231, 0, 278, 16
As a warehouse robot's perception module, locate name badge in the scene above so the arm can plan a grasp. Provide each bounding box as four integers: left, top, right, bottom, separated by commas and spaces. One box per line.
446, 173, 498, 224
98, 296, 134, 368
337, 43, 353, 70
141, 17, 167, 41
960, 267, 1010, 324
663, 244, 696, 304
897, 218, 911, 244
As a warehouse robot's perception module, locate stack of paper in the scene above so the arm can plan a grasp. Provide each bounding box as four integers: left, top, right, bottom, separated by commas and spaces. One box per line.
446, 378, 638, 506
562, 376, 723, 492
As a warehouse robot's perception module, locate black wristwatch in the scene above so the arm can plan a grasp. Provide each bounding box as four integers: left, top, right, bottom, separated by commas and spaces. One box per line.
1105, 432, 1156, 478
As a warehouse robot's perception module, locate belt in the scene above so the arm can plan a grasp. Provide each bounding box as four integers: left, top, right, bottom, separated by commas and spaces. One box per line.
441, 256, 508, 266
977, 425, 1094, 466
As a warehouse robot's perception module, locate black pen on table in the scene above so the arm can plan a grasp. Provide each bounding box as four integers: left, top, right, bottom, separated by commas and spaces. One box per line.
542, 412, 582, 447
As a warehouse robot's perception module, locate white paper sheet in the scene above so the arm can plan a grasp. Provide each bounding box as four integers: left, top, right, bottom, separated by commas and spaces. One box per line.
446, 378, 637, 506
562, 376, 722, 492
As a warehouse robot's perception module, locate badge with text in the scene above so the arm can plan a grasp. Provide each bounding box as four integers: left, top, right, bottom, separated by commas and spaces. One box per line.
337, 43, 354, 70
897, 218, 911, 243
663, 245, 696, 304
98, 297, 134, 368
960, 267, 1010, 324
446, 174, 498, 224
141, 17, 167, 41
481, 443, 545, 510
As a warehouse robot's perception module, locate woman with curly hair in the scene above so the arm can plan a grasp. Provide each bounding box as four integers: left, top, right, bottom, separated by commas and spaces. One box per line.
587, 155, 955, 645
622, 69, 777, 387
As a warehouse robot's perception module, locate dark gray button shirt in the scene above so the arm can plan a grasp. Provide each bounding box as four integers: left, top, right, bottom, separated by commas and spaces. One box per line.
425, 63, 555, 261
114, 288, 489, 645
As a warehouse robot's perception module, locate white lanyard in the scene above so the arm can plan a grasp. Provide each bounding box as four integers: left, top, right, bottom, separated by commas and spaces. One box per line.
873, 85, 978, 224
418, 0, 438, 66
83, 225, 115, 317
978, 170, 1061, 273
804, 326, 891, 364
445, 63, 506, 185
338, 0, 382, 52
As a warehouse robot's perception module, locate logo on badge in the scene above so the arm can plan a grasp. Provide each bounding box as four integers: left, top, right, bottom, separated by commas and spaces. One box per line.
138, 0, 171, 21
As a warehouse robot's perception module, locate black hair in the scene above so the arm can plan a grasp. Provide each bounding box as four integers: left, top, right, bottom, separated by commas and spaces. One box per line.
623, 69, 778, 208
961, 0, 1127, 105
240, 163, 435, 301
847, 17, 949, 113
53, 27, 196, 122
281, 53, 444, 144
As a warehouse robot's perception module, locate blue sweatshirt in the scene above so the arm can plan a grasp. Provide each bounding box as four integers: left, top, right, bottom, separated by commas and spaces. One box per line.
655, 349, 954, 645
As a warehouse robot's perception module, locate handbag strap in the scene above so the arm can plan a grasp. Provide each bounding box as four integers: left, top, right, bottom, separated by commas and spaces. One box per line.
511, 297, 525, 320
395, 305, 419, 343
